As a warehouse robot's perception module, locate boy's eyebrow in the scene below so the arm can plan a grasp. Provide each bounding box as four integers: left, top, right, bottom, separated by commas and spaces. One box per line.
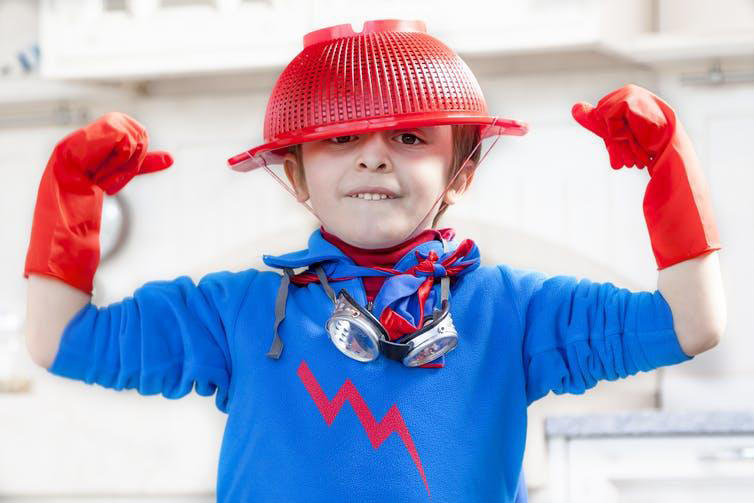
389, 127, 434, 135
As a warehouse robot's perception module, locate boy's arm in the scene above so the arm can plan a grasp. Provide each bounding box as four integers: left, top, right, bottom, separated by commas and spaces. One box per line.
25, 274, 91, 369
41, 269, 251, 414
512, 265, 693, 406
20, 111, 243, 413
22, 112, 172, 368
658, 250, 726, 356
572, 84, 724, 357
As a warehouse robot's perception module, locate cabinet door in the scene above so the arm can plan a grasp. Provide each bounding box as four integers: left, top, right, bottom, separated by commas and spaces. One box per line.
565, 435, 754, 503
38, 0, 649, 80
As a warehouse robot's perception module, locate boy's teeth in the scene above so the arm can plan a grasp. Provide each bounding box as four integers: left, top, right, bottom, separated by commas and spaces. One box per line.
352, 193, 391, 200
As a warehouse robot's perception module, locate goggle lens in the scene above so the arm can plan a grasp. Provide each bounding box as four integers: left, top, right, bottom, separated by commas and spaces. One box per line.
328, 318, 380, 362
405, 335, 457, 367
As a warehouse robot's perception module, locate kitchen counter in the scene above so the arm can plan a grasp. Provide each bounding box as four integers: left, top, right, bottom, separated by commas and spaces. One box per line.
545, 409, 754, 438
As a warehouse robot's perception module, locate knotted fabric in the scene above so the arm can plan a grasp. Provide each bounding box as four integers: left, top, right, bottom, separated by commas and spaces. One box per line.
319, 226, 455, 302
290, 238, 481, 343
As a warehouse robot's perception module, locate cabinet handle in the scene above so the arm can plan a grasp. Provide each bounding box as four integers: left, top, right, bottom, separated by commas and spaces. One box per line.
699, 446, 754, 462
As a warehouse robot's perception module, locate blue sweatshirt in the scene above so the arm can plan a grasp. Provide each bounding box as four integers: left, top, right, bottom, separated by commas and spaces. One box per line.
48, 228, 693, 502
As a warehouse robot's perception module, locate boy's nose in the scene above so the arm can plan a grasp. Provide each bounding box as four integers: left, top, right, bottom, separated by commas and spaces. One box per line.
357, 133, 393, 171
359, 158, 389, 171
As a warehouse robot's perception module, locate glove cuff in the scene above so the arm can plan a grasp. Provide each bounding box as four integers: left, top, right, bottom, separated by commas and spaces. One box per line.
643, 127, 722, 270
23, 163, 103, 296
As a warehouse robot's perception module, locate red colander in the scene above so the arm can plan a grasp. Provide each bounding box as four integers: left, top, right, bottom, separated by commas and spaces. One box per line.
227, 19, 528, 172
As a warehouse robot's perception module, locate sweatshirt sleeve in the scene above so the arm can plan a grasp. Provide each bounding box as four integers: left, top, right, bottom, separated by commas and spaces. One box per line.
47, 269, 257, 413
497, 264, 694, 406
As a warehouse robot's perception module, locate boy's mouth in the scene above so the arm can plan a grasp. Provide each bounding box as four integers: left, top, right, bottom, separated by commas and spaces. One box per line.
345, 186, 400, 200
347, 192, 398, 201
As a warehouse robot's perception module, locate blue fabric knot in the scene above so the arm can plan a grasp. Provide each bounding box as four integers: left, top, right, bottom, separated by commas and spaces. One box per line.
417, 263, 446, 277
433, 263, 447, 277
413, 250, 448, 278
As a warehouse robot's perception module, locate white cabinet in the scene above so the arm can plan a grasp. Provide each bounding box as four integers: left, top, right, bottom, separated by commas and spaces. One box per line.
658, 0, 754, 35
38, 0, 653, 81
604, 0, 754, 65
33, 0, 754, 82
546, 411, 754, 503
38, 0, 313, 80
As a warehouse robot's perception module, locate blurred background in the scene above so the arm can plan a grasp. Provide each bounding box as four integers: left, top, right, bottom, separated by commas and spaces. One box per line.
1, 0, 753, 501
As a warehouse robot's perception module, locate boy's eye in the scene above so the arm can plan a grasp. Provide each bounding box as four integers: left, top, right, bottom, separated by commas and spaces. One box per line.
395, 133, 423, 145
325, 133, 424, 145
328, 135, 357, 144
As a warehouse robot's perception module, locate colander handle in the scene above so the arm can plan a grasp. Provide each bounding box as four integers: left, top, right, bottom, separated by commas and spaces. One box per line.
303, 19, 427, 48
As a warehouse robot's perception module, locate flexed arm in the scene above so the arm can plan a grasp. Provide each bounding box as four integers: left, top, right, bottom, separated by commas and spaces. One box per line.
572, 84, 726, 356
24, 112, 173, 368
22, 113, 248, 413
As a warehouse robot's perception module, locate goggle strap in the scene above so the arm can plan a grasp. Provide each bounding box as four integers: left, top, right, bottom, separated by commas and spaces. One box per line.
266, 267, 295, 359
379, 337, 411, 361
441, 275, 449, 303
438, 238, 450, 318
314, 264, 337, 302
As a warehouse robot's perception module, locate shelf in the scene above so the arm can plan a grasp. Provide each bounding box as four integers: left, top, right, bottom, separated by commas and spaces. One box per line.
605, 32, 754, 65
0, 77, 133, 105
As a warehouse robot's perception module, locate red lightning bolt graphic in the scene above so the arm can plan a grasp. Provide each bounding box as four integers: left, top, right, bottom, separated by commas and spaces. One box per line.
296, 360, 431, 498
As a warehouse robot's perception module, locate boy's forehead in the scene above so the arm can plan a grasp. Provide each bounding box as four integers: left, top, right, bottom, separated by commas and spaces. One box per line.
386, 125, 444, 134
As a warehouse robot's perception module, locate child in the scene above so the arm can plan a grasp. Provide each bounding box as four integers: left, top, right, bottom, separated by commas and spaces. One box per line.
24, 19, 725, 502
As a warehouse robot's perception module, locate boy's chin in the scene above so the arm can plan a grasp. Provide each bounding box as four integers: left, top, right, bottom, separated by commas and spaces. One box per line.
330, 223, 417, 249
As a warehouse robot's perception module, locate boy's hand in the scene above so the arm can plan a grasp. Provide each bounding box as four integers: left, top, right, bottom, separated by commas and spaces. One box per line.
24, 112, 173, 294
55, 111, 173, 195
570, 84, 721, 269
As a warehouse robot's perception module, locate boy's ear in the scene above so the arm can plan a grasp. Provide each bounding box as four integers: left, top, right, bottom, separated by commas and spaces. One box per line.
443, 160, 477, 205
283, 152, 310, 203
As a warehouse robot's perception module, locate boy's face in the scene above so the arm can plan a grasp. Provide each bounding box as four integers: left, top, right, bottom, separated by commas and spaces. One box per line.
283, 125, 474, 249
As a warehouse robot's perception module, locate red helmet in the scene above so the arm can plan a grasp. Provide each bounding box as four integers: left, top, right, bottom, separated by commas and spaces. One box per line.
227, 19, 528, 172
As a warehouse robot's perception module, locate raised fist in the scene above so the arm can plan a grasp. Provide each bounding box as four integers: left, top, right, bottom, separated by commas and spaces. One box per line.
571, 84, 721, 269
54, 111, 173, 195
571, 83, 676, 175
24, 112, 173, 294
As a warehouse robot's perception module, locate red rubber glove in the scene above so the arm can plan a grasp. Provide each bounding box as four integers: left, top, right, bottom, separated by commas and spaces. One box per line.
24, 112, 173, 295
571, 84, 721, 270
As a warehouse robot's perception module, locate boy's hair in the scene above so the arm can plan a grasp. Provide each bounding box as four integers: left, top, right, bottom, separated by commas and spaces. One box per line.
286, 124, 482, 228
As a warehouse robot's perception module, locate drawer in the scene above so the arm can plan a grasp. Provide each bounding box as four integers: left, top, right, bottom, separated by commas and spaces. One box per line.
548, 435, 754, 503
568, 435, 754, 479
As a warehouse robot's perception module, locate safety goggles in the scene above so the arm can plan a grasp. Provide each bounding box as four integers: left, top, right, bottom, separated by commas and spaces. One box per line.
314, 264, 458, 367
